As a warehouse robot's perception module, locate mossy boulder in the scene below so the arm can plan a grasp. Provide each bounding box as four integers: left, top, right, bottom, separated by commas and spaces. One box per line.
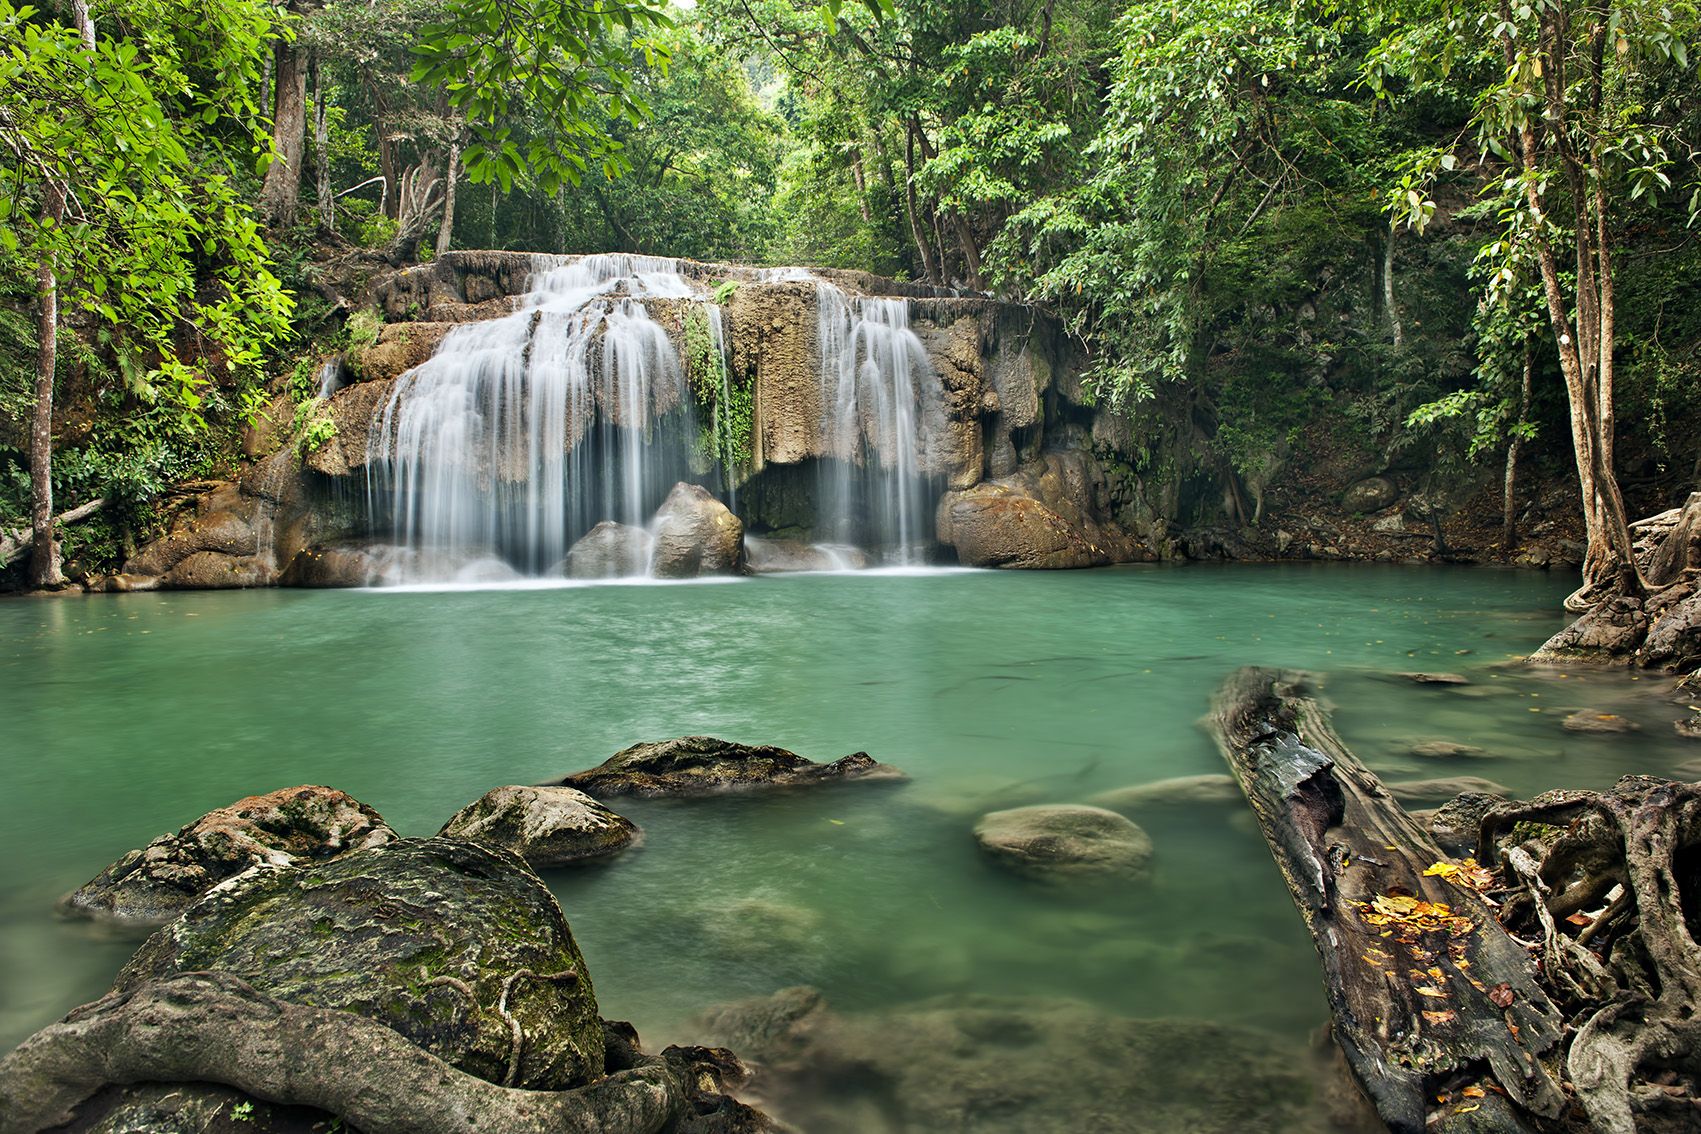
973, 805, 1154, 883
60, 785, 396, 929
114, 837, 605, 1091
439, 785, 640, 867
556, 736, 905, 798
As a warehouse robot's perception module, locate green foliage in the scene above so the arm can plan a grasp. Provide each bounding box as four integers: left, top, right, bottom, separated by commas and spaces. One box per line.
293, 397, 338, 458
682, 303, 750, 466
345, 309, 383, 352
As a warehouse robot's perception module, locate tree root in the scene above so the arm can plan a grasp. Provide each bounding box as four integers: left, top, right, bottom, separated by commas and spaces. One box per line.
1479, 777, 1701, 1133
0, 972, 686, 1134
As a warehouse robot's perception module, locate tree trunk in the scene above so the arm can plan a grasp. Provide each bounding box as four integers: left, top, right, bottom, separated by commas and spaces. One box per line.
947, 209, 984, 291
436, 139, 460, 257
29, 186, 66, 589
313, 53, 333, 232
1383, 225, 1403, 346
1503, 337, 1533, 548
902, 122, 943, 285
68, 0, 93, 46
261, 34, 309, 227
1210, 668, 1567, 1134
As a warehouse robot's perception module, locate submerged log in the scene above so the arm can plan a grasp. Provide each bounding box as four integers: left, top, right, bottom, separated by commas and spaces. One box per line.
1209, 667, 1565, 1134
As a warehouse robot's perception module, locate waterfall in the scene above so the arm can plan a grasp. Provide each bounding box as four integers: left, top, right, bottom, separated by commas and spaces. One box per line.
368, 254, 700, 579
815, 287, 938, 564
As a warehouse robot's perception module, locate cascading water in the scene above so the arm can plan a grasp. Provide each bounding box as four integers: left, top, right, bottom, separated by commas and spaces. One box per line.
368, 254, 702, 580
814, 287, 940, 564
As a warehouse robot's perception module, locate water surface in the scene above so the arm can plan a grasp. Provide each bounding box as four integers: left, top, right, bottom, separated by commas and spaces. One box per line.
3, 565, 1693, 1122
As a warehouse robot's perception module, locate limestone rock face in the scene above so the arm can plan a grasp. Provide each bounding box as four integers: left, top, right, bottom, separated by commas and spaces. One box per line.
348, 322, 451, 384
277, 544, 387, 587
973, 805, 1154, 882
439, 785, 640, 867
61, 785, 397, 928
116, 837, 606, 1091
649, 483, 747, 578
564, 521, 652, 579
557, 736, 905, 798
937, 450, 1143, 569
123, 511, 256, 578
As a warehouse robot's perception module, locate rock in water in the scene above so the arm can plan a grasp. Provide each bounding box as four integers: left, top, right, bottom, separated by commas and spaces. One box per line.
555, 736, 905, 798
439, 785, 640, 867
973, 805, 1153, 882
1427, 791, 1512, 857
115, 837, 605, 1091
1563, 709, 1640, 733
59, 785, 396, 928
936, 486, 1104, 569
1089, 774, 1240, 810
1397, 671, 1469, 686
564, 521, 653, 579
1387, 776, 1510, 804
649, 483, 747, 578
699, 988, 1333, 1134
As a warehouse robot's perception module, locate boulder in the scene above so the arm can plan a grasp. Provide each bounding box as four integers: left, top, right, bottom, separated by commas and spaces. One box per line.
564, 521, 653, 579
1532, 594, 1650, 662
1405, 739, 1487, 760
278, 544, 387, 587
744, 537, 869, 573
1342, 476, 1398, 512
1427, 792, 1512, 857
1397, 671, 1469, 686
438, 785, 640, 867
116, 837, 605, 1091
1387, 776, 1511, 805
698, 988, 1332, 1134
937, 485, 1103, 569
649, 483, 747, 578
1639, 586, 1701, 671
60, 785, 396, 928
556, 736, 904, 798
1678, 716, 1701, 741
123, 511, 257, 578
1089, 774, 1240, 810
973, 805, 1153, 882
1562, 710, 1640, 734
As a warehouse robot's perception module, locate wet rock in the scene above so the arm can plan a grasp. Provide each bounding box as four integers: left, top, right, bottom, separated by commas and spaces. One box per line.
123, 511, 257, 578
348, 321, 451, 383
555, 736, 905, 798
699, 988, 1332, 1134
564, 521, 652, 579
1405, 739, 1487, 760
1397, 671, 1469, 686
744, 537, 868, 573
702, 896, 825, 965
278, 544, 386, 587
1639, 586, 1701, 671
649, 483, 747, 578
1562, 710, 1640, 734
1089, 774, 1240, 810
60, 786, 396, 928
1678, 716, 1701, 741
116, 837, 605, 1091
1647, 491, 1701, 586
1387, 776, 1511, 805
937, 486, 1102, 569
1428, 792, 1512, 858
438, 785, 640, 867
160, 550, 269, 589
1531, 594, 1650, 662
1342, 477, 1398, 512
973, 805, 1153, 882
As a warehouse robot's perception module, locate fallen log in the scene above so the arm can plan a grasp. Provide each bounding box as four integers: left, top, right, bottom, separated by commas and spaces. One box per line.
0, 972, 686, 1134
1209, 667, 1565, 1134
0, 498, 105, 570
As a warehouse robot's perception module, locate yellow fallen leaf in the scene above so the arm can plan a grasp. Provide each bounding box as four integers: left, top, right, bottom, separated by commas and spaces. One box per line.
1462, 1087, 1486, 1099
1456, 1104, 1481, 1114
1416, 986, 1446, 998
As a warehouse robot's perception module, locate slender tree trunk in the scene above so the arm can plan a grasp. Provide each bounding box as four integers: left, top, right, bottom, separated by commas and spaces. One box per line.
68, 0, 93, 46
902, 122, 942, 285
1382, 225, 1403, 346
261, 34, 309, 227
29, 187, 66, 589
1504, 337, 1534, 549
313, 53, 334, 232
436, 139, 460, 257
948, 210, 984, 291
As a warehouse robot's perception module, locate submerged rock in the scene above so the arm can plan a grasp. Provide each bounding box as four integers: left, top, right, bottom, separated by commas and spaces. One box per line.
1562, 710, 1640, 734
973, 805, 1153, 882
59, 785, 396, 928
1387, 776, 1510, 804
555, 736, 904, 798
116, 837, 605, 1091
1428, 791, 1512, 858
699, 988, 1332, 1134
1678, 716, 1701, 741
1404, 739, 1487, 760
745, 537, 868, 573
1397, 671, 1470, 686
564, 521, 652, 579
650, 483, 747, 578
1089, 774, 1240, 810
438, 785, 640, 867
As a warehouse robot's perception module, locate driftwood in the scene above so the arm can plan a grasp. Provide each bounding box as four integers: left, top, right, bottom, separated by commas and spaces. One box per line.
0, 498, 104, 570
0, 972, 688, 1134
1210, 668, 1565, 1134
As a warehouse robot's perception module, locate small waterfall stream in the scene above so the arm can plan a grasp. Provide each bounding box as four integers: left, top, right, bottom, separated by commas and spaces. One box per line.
365, 255, 943, 581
